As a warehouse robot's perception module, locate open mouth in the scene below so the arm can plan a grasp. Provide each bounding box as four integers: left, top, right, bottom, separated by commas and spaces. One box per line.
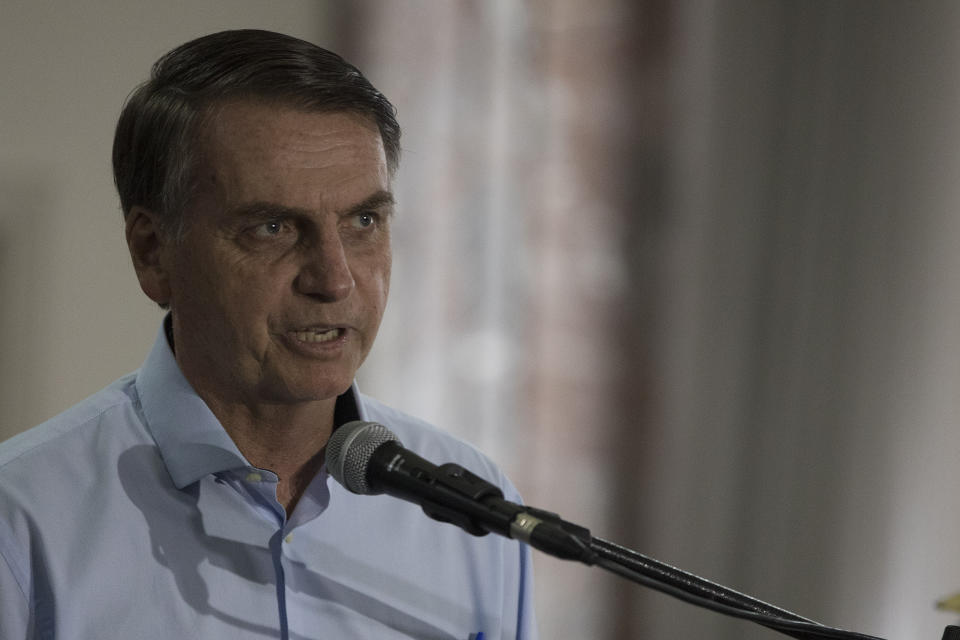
291, 327, 344, 343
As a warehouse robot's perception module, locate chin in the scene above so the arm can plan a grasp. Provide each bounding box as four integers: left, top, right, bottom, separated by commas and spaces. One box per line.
279, 376, 354, 404
256, 357, 360, 403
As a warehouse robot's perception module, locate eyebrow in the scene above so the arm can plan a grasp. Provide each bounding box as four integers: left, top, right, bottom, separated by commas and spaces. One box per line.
344, 190, 396, 217
229, 190, 396, 221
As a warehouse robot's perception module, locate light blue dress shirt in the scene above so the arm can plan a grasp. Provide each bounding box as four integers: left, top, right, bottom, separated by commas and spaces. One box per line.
0, 322, 536, 639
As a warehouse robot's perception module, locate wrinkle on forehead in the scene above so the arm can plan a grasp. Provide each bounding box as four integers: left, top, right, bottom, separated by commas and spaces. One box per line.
268, 121, 379, 164
210, 107, 382, 162
194, 101, 389, 210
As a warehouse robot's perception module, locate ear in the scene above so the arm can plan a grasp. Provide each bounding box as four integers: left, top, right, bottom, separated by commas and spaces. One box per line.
125, 206, 172, 306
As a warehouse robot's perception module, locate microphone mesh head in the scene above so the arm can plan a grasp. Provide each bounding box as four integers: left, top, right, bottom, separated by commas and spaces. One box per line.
326, 420, 400, 495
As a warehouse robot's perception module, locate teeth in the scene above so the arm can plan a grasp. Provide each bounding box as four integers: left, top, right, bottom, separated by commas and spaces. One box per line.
293, 328, 340, 343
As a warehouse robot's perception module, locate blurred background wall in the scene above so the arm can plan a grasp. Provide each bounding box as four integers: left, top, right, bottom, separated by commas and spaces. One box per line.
4, 1, 960, 639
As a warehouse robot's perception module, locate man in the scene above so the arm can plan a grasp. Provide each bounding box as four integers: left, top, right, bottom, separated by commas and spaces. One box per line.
0, 30, 535, 639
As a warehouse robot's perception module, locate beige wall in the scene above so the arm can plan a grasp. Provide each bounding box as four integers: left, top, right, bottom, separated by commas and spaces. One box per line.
0, 2, 326, 437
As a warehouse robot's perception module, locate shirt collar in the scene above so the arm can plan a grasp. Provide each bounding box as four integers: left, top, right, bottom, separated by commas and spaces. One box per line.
136, 316, 366, 490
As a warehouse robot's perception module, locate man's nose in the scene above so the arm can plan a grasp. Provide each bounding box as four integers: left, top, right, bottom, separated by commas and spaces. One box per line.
294, 232, 355, 302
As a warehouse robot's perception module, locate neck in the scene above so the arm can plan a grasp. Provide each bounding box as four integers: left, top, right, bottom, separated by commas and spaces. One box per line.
165, 319, 344, 513
202, 395, 338, 514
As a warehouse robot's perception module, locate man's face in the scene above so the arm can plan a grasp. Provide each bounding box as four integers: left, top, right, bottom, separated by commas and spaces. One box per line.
156, 101, 393, 408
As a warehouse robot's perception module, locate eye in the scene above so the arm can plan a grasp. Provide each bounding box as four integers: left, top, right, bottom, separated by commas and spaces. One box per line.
251, 220, 287, 238
350, 212, 378, 229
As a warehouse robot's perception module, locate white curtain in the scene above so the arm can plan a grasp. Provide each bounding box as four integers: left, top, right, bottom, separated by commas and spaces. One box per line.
343, 2, 960, 639
648, 4, 960, 639
339, 1, 649, 637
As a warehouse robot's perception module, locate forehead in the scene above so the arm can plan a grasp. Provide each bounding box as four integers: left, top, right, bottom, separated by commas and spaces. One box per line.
194, 101, 389, 209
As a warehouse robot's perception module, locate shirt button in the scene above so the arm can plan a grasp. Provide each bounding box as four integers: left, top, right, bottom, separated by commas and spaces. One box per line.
284, 533, 294, 544
245, 472, 263, 483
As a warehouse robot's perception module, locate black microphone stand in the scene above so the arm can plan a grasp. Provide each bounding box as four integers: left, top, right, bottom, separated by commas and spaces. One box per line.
507, 504, 883, 640
398, 461, 957, 640
589, 535, 960, 640
588, 535, 880, 640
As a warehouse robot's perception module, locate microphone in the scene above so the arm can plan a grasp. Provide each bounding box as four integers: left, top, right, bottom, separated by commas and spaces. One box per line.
326, 421, 595, 562
324, 423, 886, 640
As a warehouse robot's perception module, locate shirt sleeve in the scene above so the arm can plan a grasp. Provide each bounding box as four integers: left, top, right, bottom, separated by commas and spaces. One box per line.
0, 544, 30, 640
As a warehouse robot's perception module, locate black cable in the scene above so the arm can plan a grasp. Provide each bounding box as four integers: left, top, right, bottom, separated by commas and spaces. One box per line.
594, 556, 886, 640
592, 537, 815, 623
589, 538, 886, 640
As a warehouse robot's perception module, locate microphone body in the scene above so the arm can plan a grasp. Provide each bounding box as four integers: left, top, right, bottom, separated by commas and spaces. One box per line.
366, 438, 520, 537
326, 421, 595, 562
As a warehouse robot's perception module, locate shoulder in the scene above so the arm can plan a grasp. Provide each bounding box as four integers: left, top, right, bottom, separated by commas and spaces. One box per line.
0, 373, 143, 475
357, 393, 522, 501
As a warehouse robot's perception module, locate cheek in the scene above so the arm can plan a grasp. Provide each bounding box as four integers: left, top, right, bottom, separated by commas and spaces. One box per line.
379, 247, 392, 289
372, 253, 392, 309
353, 254, 391, 334
225, 267, 297, 328
168, 252, 217, 312
353, 242, 391, 286
173, 251, 280, 325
